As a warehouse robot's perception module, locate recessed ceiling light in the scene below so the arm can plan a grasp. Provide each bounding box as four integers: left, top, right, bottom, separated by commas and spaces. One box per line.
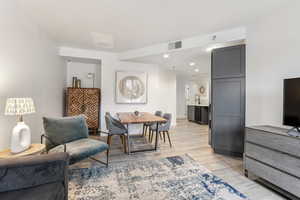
163, 54, 169, 58
194, 68, 199, 72
189, 62, 195, 66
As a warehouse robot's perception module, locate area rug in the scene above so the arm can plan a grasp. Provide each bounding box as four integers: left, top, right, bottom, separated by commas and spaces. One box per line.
69, 155, 248, 200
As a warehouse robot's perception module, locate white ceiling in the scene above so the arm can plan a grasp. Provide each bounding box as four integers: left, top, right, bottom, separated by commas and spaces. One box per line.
17, 0, 287, 52
129, 46, 211, 75
127, 40, 244, 77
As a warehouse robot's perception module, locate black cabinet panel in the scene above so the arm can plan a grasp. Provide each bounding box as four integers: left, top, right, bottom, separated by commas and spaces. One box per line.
212, 78, 245, 154
187, 106, 195, 121
212, 45, 245, 79
187, 105, 209, 125
201, 107, 209, 124
211, 45, 245, 157
195, 106, 201, 122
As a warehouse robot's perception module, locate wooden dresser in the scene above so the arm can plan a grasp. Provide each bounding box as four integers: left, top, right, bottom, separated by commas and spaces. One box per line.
65, 88, 100, 133
244, 126, 300, 199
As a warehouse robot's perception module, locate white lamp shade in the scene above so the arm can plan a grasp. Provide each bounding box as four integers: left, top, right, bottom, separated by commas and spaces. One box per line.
5, 98, 36, 115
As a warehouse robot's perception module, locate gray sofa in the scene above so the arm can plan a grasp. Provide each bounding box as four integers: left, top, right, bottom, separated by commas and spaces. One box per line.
0, 152, 69, 200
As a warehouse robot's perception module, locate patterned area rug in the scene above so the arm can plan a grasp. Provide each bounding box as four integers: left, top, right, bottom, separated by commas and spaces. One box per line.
69, 155, 248, 200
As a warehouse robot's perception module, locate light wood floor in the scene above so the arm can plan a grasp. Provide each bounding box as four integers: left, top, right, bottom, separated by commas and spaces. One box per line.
73, 120, 287, 200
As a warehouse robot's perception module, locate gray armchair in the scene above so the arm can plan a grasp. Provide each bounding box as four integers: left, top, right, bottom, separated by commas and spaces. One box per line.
0, 152, 69, 200
42, 115, 109, 166
149, 113, 172, 147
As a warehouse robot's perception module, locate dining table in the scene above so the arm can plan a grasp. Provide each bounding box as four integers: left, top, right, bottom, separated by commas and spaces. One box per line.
117, 112, 166, 153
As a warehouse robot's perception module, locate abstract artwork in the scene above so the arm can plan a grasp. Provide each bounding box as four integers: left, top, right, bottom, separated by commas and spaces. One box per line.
115, 71, 147, 104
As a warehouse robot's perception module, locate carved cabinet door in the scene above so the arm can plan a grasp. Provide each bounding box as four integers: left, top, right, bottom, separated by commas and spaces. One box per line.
66, 88, 100, 130
66, 88, 85, 116
83, 89, 100, 129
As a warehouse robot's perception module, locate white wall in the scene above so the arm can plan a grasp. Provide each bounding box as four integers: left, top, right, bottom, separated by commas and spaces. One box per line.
176, 76, 189, 119
176, 75, 210, 119
246, 2, 300, 127
102, 61, 177, 132
0, 1, 65, 149
59, 47, 177, 133
196, 77, 210, 105
66, 61, 101, 88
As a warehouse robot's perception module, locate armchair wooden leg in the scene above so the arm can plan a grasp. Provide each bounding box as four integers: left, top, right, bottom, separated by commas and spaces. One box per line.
148, 130, 152, 142
150, 130, 154, 143
163, 131, 166, 143
144, 126, 148, 137
166, 131, 172, 148
106, 149, 109, 167
120, 135, 124, 144
127, 133, 130, 154
122, 135, 127, 153
159, 132, 163, 140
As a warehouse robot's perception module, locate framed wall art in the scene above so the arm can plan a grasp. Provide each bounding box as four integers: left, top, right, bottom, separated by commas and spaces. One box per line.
115, 71, 148, 104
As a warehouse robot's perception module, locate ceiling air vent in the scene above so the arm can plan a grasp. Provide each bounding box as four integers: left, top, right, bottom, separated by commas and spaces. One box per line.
168, 41, 182, 50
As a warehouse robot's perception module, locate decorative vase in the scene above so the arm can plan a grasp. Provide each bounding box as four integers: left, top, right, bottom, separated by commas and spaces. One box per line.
11, 121, 31, 153
72, 77, 77, 88
134, 111, 139, 116
76, 79, 81, 88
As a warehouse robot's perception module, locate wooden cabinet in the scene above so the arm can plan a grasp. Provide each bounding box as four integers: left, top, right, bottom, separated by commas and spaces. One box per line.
65, 88, 100, 132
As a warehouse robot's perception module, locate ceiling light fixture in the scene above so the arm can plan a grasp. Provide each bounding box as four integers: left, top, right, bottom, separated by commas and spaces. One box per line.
189, 62, 195, 66
194, 68, 199, 72
163, 54, 169, 58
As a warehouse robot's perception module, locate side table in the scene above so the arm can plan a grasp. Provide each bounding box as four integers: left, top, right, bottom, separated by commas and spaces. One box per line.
0, 144, 46, 159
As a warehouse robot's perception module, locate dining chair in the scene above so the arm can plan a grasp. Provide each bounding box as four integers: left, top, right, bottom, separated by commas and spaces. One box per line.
102, 112, 129, 155
149, 113, 172, 147
143, 111, 162, 138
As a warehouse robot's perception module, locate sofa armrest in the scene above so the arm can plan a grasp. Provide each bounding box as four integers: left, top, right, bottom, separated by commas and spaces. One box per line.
0, 152, 69, 193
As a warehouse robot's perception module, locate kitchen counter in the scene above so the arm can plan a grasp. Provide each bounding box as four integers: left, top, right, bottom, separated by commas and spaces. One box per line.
187, 104, 209, 107
187, 105, 209, 124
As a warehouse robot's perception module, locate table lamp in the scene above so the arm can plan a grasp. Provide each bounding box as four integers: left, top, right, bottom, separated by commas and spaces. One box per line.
5, 98, 36, 153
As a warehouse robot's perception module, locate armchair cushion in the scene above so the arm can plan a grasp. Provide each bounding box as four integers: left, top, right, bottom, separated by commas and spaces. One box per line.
43, 115, 89, 151
49, 138, 108, 164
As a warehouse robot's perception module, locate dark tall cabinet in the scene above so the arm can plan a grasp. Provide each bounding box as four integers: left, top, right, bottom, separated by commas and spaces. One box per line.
211, 45, 245, 157
65, 88, 100, 134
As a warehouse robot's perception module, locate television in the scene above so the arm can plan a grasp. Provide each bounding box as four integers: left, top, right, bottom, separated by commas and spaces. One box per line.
283, 77, 300, 131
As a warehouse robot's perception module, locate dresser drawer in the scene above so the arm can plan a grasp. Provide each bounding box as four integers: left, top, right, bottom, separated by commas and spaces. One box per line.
245, 143, 300, 178
246, 128, 300, 157
245, 157, 300, 197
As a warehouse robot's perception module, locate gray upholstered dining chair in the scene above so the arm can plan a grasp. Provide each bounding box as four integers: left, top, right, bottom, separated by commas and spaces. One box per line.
149, 113, 172, 147
143, 110, 162, 138
41, 115, 109, 166
102, 112, 129, 154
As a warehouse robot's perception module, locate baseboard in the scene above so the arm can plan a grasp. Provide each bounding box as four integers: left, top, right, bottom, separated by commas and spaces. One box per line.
176, 116, 187, 120
213, 148, 243, 157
